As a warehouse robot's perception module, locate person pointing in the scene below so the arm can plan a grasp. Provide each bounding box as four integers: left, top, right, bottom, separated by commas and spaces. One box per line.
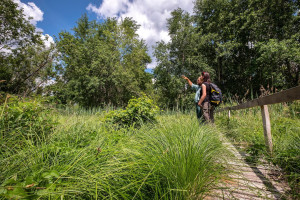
182, 75, 203, 119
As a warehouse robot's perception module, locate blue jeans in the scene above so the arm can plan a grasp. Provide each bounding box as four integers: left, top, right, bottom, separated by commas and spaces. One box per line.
195, 103, 202, 119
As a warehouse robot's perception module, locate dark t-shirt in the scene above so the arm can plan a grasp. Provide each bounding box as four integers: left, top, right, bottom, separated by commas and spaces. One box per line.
200, 82, 210, 103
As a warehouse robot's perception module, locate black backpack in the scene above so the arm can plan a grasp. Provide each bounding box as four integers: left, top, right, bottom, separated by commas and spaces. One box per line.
209, 83, 222, 106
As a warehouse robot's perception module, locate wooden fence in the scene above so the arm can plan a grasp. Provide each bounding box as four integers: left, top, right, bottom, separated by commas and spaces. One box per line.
216, 85, 300, 154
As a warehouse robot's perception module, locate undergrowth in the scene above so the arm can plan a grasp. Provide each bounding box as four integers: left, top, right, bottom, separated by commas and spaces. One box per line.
0, 95, 57, 150
215, 101, 300, 197
104, 94, 160, 128
0, 97, 229, 199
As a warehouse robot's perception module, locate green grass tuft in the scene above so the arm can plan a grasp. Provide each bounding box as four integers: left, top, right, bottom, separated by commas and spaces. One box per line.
1, 107, 230, 199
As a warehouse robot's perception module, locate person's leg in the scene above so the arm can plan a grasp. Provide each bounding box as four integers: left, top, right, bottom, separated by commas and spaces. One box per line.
210, 105, 214, 123
196, 103, 201, 119
202, 102, 210, 122
199, 107, 206, 123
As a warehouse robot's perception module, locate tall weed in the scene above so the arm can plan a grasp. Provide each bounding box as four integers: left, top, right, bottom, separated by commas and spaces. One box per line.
0, 109, 230, 199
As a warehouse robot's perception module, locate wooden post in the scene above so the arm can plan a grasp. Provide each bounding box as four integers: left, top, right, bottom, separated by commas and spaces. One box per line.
260, 105, 273, 155
228, 110, 231, 119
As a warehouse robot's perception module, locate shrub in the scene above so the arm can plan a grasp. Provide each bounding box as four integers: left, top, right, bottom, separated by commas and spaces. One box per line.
104, 94, 160, 127
0, 95, 57, 148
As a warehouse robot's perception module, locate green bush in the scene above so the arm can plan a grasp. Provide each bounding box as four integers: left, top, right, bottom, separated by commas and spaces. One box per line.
0, 95, 57, 148
104, 95, 160, 127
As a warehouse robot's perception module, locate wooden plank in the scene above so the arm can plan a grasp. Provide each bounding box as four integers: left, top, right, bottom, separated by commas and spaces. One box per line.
261, 105, 273, 154
216, 85, 300, 112
207, 134, 289, 200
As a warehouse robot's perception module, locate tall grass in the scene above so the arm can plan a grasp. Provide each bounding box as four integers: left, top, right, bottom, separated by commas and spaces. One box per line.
215, 101, 300, 196
1, 108, 230, 199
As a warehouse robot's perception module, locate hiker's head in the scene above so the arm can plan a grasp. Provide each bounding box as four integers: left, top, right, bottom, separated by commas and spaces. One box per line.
201, 72, 211, 83
196, 76, 202, 85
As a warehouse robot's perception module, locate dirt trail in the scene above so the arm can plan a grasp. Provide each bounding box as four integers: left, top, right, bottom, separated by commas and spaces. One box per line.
205, 137, 291, 200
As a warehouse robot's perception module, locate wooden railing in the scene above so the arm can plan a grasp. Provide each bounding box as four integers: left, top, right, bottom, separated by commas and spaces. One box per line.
216, 85, 300, 154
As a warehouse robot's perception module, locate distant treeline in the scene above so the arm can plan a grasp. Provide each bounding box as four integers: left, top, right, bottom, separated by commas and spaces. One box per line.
153, 0, 300, 108
1, 0, 299, 109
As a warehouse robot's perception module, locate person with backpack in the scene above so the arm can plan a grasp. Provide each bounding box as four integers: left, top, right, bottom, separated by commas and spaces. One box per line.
198, 72, 214, 123
182, 75, 203, 119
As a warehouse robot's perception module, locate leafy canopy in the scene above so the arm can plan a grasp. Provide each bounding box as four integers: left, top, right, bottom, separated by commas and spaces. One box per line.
54, 15, 153, 107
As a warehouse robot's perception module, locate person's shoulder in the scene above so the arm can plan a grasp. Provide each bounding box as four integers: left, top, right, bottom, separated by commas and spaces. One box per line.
191, 83, 200, 89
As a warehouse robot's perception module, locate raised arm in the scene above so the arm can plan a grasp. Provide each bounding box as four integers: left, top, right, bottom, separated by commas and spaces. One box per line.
182, 75, 193, 87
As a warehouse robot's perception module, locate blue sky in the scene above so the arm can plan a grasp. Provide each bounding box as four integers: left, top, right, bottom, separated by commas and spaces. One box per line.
15, 0, 194, 70
21, 0, 100, 38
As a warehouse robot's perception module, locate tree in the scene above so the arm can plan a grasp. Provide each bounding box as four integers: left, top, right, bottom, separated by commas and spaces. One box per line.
0, 0, 56, 95
257, 38, 300, 89
0, 0, 39, 51
54, 15, 152, 107
153, 8, 212, 109
154, 0, 299, 109
193, 0, 300, 97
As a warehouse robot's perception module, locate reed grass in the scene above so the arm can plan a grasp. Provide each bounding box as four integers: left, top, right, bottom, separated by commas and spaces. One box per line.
1, 109, 230, 199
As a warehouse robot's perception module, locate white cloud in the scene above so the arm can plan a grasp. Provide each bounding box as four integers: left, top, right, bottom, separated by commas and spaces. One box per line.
87, 0, 194, 69
13, 0, 43, 26
147, 61, 158, 70
35, 78, 56, 94
41, 34, 55, 48
12, 1, 54, 48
